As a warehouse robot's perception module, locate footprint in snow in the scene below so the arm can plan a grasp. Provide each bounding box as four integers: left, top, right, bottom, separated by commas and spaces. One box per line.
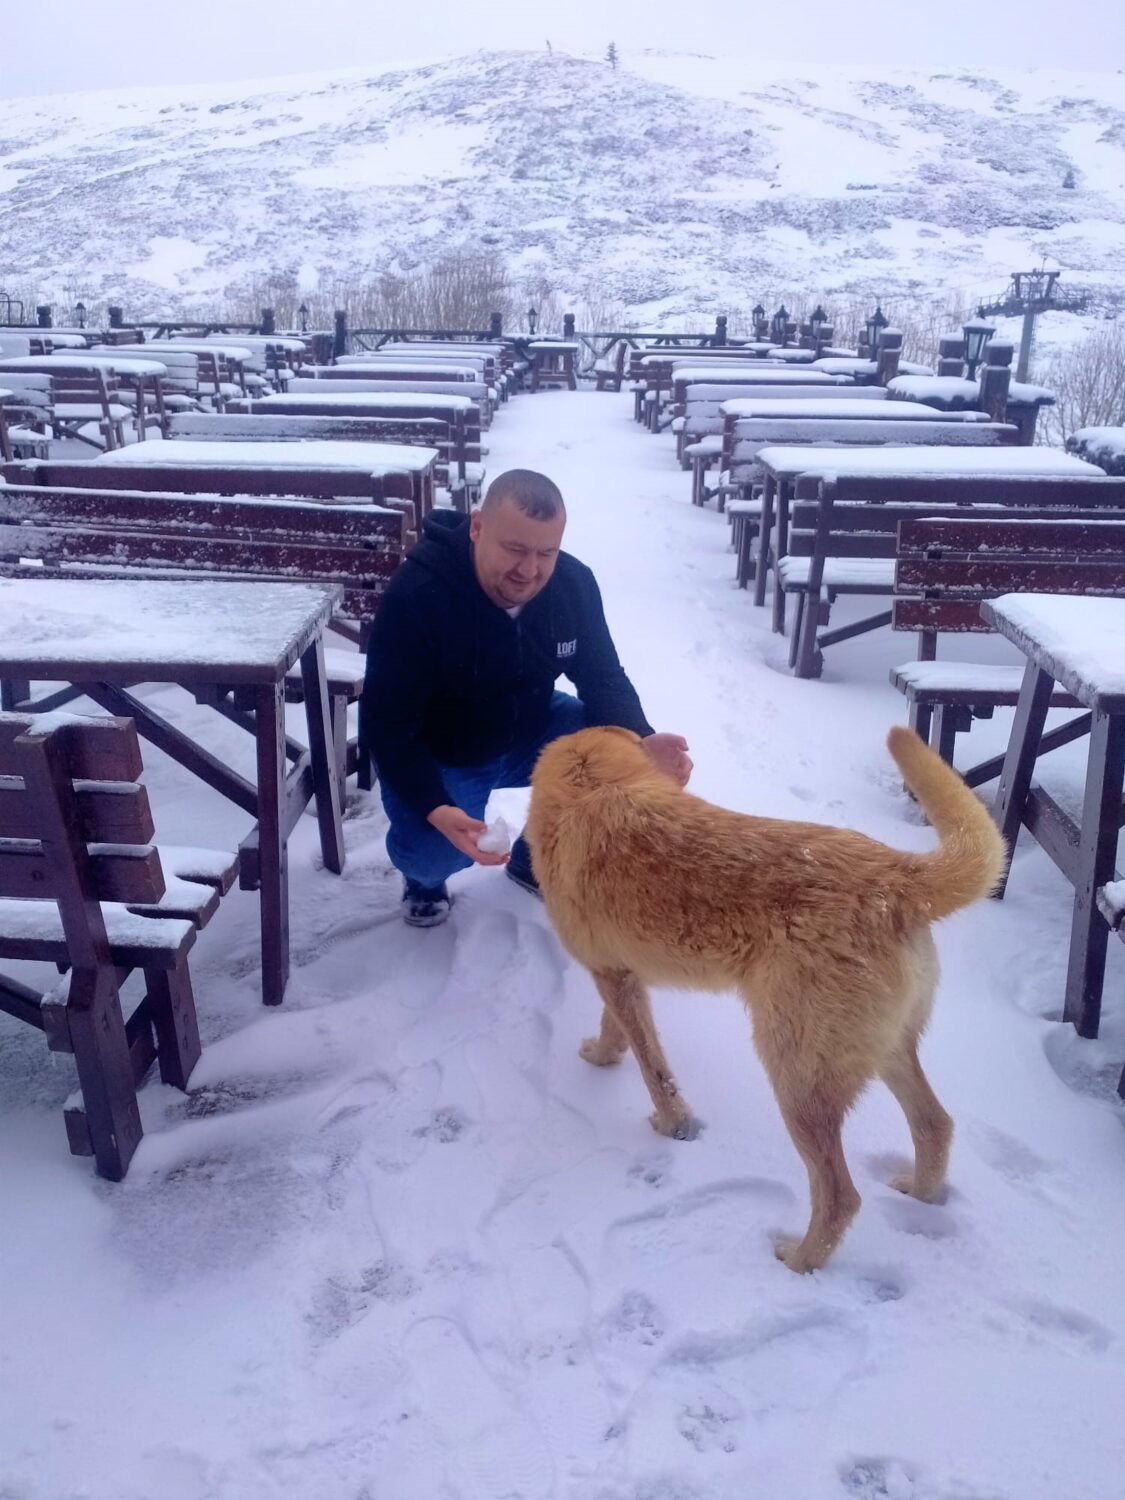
607, 1177, 794, 1269
401, 1317, 555, 1500
877, 1194, 959, 1242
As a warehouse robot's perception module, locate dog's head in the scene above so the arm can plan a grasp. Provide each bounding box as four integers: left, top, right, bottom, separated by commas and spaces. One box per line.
531, 725, 653, 800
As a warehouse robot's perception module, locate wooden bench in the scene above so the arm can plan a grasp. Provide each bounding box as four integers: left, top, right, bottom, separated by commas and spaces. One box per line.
4, 458, 421, 542
594, 341, 627, 392
0, 362, 135, 450
778, 473, 1125, 678
290, 375, 495, 427
171, 410, 484, 506
0, 483, 405, 788
890, 514, 1125, 782
527, 342, 579, 392
678, 384, 889, 470
0, 711, 237, 1179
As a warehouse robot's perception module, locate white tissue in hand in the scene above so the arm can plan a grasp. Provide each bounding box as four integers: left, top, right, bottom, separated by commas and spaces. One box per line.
476, 816, 512, 855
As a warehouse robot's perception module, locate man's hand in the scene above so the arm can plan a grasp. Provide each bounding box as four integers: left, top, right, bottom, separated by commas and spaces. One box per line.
642, 733, 693, 788
426, 804, 510, 865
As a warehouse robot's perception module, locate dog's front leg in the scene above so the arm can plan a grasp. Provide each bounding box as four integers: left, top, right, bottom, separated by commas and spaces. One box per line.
590, 969, 699, 1141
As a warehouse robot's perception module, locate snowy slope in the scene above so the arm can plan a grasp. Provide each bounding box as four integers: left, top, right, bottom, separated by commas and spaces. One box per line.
3, 49, 1125, 319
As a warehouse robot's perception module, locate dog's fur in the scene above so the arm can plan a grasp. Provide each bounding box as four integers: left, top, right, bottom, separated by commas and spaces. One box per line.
525, 726, 1006, 1272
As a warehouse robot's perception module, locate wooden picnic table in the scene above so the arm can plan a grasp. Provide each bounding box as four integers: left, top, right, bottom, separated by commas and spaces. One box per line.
95, 436, 439, 526
986, 593, 1125, 1096
751, 444, 1105, 608
719, 397, 992, 421
0, 577, 345, 1008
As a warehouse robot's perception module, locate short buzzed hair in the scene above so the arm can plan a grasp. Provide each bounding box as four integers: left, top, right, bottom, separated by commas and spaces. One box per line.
481, 469, 565, 522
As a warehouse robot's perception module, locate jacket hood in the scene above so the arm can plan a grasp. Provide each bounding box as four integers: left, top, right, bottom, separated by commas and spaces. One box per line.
407, 510, 482, 602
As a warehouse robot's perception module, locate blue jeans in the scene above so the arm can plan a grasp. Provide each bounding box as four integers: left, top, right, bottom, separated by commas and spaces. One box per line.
381, 691, 587, 887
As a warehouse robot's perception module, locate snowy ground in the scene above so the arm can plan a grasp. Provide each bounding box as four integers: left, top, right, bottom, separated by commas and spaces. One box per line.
2, 391, 1124, 1500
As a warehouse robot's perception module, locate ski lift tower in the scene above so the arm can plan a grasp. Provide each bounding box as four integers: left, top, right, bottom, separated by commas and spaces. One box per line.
976, 268, 1087, 381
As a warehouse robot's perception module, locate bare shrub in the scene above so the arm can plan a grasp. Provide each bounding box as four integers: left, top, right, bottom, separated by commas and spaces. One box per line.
1038, 321, 1125, 446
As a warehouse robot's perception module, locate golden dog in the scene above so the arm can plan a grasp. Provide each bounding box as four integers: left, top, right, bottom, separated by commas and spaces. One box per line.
525, 725, 1005, 1272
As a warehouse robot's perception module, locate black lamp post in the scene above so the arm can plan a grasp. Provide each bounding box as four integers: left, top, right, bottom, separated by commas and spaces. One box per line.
297, 302, 309, 334
527, 307, 538, 336
962, 318, 995, 378
810, 304, 827, 332
771, 304, 789, 345
752, 303, 766, 337
865, 304, 888, 351
74, 301, 86, 329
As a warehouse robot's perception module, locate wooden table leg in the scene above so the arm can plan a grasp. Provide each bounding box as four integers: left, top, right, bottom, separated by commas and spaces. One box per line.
255, 680, 289, 1006
992, 662, 1055, 898
299, 637, 345, 877
755, 476, 775, 608
1063, 709, 1125, 1037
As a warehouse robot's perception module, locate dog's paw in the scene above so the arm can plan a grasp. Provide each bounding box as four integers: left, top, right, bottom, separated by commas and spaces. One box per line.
650, 1110, 702, 1141
579, 1036, 625, 1067
890, 1172, 945, 1204
774, 1238, 822, 1274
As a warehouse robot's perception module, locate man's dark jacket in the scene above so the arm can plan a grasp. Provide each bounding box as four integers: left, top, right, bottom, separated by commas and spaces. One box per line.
360, 511, 653, 818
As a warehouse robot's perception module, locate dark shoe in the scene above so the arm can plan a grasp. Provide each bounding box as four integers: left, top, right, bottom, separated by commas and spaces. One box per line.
505, 836, 541, 899
402, 878, 452, 927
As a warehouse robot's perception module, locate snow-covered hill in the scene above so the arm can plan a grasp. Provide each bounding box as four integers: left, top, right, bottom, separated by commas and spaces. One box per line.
2, 48, 1125, 321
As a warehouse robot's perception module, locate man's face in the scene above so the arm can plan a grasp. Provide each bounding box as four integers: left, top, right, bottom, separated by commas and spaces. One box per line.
469, 498, 566, 610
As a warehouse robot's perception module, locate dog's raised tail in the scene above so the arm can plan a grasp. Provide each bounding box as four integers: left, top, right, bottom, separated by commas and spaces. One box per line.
887, 726, 1007, 920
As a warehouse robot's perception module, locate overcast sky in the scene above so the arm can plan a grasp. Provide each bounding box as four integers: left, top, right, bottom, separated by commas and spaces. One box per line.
4, 0, 1125, 97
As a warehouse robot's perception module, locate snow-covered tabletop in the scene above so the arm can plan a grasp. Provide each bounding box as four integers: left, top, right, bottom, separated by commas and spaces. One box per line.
721, 398, 989, 421
143, 341, 255, 361
302, 376, 490, 399
0, 578, 340, 682
672, 366, 840, 385
527, 342, 580, 353
247, 390, 478, 413
0, 354, 168, 376
981, 594, 1125, 710
328, 362, 480, 380
887, 376, 981, 407
756, 444, 1105, 480
95, 437, 438, 475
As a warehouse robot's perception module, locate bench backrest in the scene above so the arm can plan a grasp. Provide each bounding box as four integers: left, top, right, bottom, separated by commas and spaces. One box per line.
682, 384, 874, 435
824, 474, 1125, 508
166, 411, 450, 448
0, 486, 404, 637
893, 516, 1125, 634
0, 713, 166, 951
729, 420, 1018, 479
5, 459, 392, 504
291, 375, 491, 406
788, 476, 1125, 565
226, 395, 482, 444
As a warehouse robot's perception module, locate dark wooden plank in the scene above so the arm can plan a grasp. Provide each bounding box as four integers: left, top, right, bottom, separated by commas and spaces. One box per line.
896, 559, 1125, 592
0, 777, 154, 842
0, 840, 165, 902
0, 714, 143, 779
897, 516, 1125, 554
892, 599, 1003, 633
47, 530, 397, 583
0, 485, 405, 545
832, 474, 1125, 507
11, 461, 388, 503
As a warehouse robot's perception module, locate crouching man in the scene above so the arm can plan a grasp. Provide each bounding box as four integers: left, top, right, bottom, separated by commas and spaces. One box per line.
360, 468, 691, 926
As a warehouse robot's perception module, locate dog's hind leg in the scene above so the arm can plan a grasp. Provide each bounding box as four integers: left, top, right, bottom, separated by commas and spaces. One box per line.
579, 1004, 628, 1067
591, 969, 698, 1141
771, 1083, 862, 1273
880, 1036, 952, 1204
